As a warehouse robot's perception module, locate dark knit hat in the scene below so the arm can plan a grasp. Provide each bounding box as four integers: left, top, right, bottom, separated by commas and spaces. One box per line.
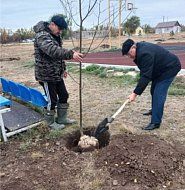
122, 39, 135, 55
51, 15, 68, 30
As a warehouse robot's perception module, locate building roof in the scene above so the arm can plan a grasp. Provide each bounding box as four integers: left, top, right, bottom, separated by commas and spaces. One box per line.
155, 21, 181, 28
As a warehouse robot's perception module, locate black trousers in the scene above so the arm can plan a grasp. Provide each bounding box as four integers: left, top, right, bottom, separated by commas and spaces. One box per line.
39, 79, 69, 110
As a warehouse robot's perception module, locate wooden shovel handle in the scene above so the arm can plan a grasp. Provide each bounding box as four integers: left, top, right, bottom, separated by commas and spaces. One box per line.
112, 99, 130, 119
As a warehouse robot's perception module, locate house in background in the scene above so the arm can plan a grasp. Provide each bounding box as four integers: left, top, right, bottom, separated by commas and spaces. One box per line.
155, 21, 181, 34
135, 26, 145, 36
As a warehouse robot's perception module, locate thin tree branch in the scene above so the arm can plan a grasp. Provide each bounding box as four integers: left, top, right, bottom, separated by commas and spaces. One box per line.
82, 0, 98, 21
84, 0, 102, 55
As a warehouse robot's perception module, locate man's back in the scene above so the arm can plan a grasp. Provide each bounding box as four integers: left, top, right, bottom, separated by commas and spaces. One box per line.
135, 42, 181, 81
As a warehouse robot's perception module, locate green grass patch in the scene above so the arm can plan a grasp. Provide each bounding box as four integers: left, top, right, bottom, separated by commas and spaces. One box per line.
110, 67, 135, 73
82, 65, 105, 76
169, 77, 185, 96
66, 63, 140, 87
82, 64, 139, 84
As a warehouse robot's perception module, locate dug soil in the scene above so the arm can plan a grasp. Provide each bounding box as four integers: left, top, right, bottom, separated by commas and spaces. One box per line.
0, 131, 185, 190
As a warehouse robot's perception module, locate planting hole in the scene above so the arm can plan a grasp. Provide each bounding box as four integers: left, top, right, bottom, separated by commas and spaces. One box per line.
65, 127, 110, 152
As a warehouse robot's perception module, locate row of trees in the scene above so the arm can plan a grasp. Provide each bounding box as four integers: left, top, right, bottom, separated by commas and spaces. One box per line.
0, 28, 35, 44
0, 27, 72, 44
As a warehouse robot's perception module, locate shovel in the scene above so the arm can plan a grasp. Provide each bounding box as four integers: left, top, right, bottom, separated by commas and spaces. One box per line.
94, 99, 130, 138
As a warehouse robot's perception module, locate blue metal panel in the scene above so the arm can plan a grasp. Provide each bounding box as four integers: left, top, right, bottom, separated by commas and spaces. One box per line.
9, 81, 20, 98
29, 88, 48, 107
18, 84, 31, 103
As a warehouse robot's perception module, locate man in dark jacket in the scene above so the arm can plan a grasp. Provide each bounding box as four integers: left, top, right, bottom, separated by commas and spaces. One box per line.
34, 15, 83, 129
122, 39, 181, 130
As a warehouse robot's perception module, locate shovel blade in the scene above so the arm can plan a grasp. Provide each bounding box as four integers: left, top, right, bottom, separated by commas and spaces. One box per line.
94, 118, 109, 138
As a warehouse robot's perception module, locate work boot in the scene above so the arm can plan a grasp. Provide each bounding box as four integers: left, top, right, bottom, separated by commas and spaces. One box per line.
56, 103, 76, 125
142, 123, 160, 130
44, 109, 65, 130
143, 109, 152, 116
44, 109, 55, 125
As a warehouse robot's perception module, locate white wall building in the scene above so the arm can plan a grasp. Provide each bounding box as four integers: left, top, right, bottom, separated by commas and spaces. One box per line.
155, 21, 181, 34
72, 30, 108, 39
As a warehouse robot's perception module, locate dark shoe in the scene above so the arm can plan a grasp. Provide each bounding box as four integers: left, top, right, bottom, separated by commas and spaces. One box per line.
143, 109, 152, 116
143, 123, 160, 130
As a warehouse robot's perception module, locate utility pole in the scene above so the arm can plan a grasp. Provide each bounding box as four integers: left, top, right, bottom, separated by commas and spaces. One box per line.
118, 0, 122, 48
108, 0, 112, 48
109, 0, 133, 48
108, 0, 122, 48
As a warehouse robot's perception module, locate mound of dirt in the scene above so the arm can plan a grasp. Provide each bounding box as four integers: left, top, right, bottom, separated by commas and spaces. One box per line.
95, 133, 185, 189
1, 132, 185, 190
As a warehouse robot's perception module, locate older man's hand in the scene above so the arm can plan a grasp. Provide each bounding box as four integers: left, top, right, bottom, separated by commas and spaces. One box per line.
73, 51, 83, 62
128, 92, 137, 102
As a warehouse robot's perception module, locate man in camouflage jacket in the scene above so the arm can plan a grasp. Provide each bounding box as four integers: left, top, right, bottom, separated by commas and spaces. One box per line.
34, 15, 83, 129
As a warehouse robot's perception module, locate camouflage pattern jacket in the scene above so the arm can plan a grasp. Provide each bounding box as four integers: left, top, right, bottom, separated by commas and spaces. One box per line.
33, 21, 74, 82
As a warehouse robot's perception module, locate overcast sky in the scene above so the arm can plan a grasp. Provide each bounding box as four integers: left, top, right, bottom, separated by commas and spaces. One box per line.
1, 0, 185, 31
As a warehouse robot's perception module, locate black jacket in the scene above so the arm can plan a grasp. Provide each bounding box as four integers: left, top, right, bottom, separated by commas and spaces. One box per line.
33, 21, 74, 82
133, 42, 181, 95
